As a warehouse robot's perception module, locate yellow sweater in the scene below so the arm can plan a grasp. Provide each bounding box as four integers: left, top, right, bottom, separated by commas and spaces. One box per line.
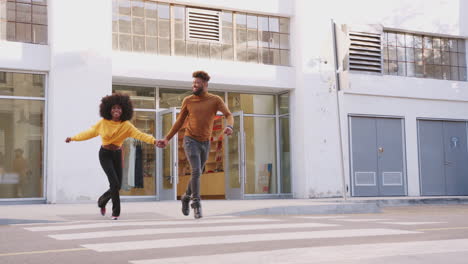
71, 119, 155, 146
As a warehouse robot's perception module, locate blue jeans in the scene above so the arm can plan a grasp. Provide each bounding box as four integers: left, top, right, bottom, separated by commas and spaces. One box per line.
183, 136, 210, 201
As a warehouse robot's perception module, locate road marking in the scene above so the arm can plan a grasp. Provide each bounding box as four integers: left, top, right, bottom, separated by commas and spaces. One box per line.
81, 228, 419, 252
416, 226, 468, 231
381, 221, 445, 225
50, 222, 339, 240
14, 216, 235, 227
129, 238, 468, 264
25, 218, 278, 232
0, 248, 89, 257
335, 218, 390, 222
293, 216, 347, 219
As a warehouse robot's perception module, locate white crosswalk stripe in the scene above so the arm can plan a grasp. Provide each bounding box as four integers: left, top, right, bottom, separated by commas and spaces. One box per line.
80, 228, 420, 252
128, 238, 468, 264
334, 218, 390, 222
293, 216, 347, 219
24, 218, 279, 232
380, 221, 445, 225
49, 222, 339, 240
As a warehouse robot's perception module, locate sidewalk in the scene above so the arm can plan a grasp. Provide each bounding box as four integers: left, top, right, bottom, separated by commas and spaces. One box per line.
1, 199, 377, 224
2, 197, 468, 224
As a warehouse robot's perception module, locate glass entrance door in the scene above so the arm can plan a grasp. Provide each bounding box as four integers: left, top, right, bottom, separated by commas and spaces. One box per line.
225, 111, 245, 199
157, 108, 178, 200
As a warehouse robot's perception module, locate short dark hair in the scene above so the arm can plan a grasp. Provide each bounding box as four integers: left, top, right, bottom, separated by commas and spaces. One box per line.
192, 70, 210, 82
99, 93, 134, 121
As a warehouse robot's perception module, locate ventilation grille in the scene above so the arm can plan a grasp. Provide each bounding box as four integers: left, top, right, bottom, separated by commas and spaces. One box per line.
382, 172, 403, 186
354, 172, 376, 186
348, 31, 382, 73
186, 8, 221, 42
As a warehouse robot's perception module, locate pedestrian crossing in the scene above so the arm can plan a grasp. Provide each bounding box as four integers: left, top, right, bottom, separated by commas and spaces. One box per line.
20, 215, 456, 263
128, 238, 468, 264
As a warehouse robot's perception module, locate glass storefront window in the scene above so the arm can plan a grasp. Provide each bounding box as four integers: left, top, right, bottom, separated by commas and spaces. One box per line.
280, 116, 291, 193
244, 116, 276, 194
159, 88, 192, 108
279, 93, 289, 115
0, 72, 45, 97
110, 84, 290, 198
120, 111, 156, 196
228, 93, 275, 114
159, 88, 224, 108
113, 85, 156, 109
0, 98, 44, 198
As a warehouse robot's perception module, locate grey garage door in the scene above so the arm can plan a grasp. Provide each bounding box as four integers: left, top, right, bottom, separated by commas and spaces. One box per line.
350, 116, 407, 197
418, 120, 468, 196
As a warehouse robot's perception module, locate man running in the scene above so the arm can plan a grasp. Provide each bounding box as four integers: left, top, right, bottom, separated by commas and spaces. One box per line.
157, 70, 234, 219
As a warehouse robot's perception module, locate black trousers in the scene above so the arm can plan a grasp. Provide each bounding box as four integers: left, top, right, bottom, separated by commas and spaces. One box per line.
97, 147, 122, 217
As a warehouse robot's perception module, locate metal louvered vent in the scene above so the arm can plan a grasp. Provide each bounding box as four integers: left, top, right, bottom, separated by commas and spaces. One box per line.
186, 8, 221, 43
348, 31, 382, 73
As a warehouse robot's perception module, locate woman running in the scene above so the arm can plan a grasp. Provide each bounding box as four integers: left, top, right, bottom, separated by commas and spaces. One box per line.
65, 93, 156, 220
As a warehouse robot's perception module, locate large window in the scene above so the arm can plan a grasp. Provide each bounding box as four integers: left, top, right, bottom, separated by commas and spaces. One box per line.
0, 0, 47, 44
383, 32, 467, 81
114, 85, 292, 196
0, 72, 45, 199
113, 0, 170, 54
112, 0, 290, 66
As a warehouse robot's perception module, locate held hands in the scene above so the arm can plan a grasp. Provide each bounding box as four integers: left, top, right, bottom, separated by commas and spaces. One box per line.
224, 127, 233, 136
65, 137, 72, 143
156, 139, 168, 148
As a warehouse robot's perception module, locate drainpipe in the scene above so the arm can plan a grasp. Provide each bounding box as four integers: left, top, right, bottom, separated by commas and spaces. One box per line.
331, 19, 347, 201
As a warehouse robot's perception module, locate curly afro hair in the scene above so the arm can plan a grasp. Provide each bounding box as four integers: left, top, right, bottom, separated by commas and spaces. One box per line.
192, 70, 210, 82
99, 93, 134, 121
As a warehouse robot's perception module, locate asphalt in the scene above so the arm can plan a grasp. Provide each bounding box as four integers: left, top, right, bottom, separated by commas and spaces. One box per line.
2, 196, 468, 225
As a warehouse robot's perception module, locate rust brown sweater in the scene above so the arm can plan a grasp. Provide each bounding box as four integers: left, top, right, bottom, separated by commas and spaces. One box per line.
165, 91, 234, 142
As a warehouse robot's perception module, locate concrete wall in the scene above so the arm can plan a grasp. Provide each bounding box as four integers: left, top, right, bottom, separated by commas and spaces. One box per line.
0, 42, 49, 72
112, 53, 295, 92
47, 0, 112, 202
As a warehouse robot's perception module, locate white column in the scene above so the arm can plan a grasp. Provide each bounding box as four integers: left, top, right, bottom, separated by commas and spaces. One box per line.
290, 0, 344, 198
47, 0, 112, 203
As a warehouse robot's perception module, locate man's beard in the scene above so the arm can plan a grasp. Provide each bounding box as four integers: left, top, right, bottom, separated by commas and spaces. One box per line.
192, 87, 203, 96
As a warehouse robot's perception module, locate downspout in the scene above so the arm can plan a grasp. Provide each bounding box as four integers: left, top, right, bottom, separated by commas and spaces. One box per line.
331, 19, 347, 201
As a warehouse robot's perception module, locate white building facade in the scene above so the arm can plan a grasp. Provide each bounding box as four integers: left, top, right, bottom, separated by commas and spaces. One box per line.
0, 0, 466, 203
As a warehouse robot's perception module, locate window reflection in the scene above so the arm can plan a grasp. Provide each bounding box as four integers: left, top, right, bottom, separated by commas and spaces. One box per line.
120, 111, 156, 196
228, 93, 275, 114
0, 72, 45, 97
244, 117, 276, 194
0, 99, 44, 198
113, 85, 156, 109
